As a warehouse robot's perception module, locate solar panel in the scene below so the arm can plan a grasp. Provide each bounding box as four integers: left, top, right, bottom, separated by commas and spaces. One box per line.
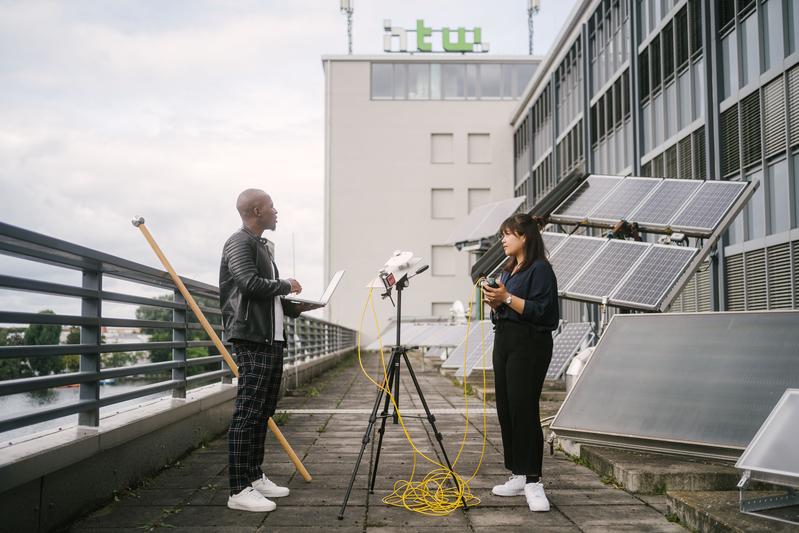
551, 175, 623, 221
365, 323, 433, 350
549, 235, 606, 289
447, 197, 526, 244
736, 389, 799, 488
610, 245, 698, 310
440, 321, 492, 369
550, 311, 799, 460
409, 324, 468, 347
455, 327, 495, 378
546, 322, 593, 380
587, 177, 660, 222
627, 179, 702, 226
564, 239, 650, 301
668, 180, 747, 234
542, 232, 567, 256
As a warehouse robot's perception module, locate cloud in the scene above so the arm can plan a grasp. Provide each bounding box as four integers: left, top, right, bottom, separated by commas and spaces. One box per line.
0, 0, 576, 320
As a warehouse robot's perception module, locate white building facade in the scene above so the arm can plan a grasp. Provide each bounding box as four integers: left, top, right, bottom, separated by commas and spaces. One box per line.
323, 55, 539, 331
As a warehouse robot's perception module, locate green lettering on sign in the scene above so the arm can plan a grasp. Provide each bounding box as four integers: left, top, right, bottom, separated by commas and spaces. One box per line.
416, 19, 432, 52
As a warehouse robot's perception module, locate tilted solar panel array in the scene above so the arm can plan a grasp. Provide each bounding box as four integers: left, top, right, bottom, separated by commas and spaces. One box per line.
546, 322, 594, 380
440, 320, 493, 370
545, 235, 699, 311
550, 175, 749, 238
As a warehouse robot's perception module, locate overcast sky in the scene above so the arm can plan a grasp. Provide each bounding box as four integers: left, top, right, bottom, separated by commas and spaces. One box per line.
0, 0, 577, 318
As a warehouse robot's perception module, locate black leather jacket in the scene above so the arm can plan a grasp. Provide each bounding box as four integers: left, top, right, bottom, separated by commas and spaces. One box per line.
219, 227, 301, 344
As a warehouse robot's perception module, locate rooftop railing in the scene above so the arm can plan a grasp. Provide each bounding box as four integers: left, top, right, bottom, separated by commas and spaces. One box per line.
0, 221, 356, 435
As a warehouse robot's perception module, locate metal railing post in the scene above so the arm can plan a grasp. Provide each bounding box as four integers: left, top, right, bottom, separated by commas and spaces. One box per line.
172, 290, 187, 399
78, 270, 101, 427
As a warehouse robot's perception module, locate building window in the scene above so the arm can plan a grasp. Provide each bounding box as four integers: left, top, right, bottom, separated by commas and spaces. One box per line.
468, 133, 491, 163
793, 153, 799, 228
431, 188, 455, 219
431, 245, 456, 276
370, 62, 536, 100
443, 64, 466, 99
767, 158, 790, 234
431, 133, 454, 164
763, 0, 785, 72
740, 12, 759, 87
408, 64, 430, 99
721, 30, 738, 100
693, 58, 705, 119
789, 0, 799, 55
480, 63, 501, 98
371, 63, 393, 99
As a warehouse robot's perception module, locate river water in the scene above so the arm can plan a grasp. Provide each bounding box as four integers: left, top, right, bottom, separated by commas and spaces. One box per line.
0, 380, 174, 443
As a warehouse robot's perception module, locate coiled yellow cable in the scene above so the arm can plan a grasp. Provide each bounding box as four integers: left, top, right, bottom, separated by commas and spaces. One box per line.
354, 280, 490, 516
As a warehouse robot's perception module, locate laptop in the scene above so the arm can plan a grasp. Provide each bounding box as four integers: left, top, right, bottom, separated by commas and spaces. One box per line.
284, 270, 345, 310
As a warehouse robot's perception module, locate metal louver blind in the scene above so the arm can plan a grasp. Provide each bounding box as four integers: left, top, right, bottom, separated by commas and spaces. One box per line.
678, 135, 693, 178
740, 92, 761, 167
767, 243, 793, 309
693, 126, 706, 179
665, 145, 677, 178
745, 249, 767, 310
788, 67, 799, 147
696, 266, 711, 311
763, 77, 786, 158
652, 154, 664, 177
641, 161, 652, 177
725, 253, 745, 311
720, 108, 740, 177
681, 274, 698, 312
794, 241, 799, 307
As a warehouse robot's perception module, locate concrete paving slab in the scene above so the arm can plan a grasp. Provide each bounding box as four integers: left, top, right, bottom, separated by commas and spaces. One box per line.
667, 490, 799, 533
66, 351, 689, 532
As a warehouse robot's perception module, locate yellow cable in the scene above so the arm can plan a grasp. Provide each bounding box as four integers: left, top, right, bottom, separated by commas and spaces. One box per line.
354, 280, 491, 516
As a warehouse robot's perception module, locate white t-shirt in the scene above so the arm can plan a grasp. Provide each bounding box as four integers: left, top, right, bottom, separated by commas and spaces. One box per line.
273, 295, 284, 342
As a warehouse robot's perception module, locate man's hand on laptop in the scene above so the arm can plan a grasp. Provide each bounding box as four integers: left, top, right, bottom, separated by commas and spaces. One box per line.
287, 278, 302, 294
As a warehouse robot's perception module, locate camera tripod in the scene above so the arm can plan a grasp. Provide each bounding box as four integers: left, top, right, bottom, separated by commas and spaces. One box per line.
337, 272, 467, 519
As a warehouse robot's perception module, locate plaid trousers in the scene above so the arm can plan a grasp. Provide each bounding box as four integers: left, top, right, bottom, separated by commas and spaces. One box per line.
228, 340, 284, 495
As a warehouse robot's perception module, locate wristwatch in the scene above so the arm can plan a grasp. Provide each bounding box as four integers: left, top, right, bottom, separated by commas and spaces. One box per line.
504, 294, 513, 305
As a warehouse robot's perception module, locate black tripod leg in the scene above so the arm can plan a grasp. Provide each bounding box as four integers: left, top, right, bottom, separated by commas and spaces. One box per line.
391, 348, 401, 424
401, 351, 469, 511
337, 361, 394, 520
369, 349, 399, 493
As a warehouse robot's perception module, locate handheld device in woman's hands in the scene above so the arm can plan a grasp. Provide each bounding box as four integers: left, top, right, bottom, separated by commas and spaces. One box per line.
482, 276, 500, 289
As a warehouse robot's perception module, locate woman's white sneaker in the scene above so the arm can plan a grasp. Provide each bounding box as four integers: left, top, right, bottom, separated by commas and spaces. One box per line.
251, 474, 290, 498
227, 486, 277, 512
524, 482, 550, 512
491, 474, 526, 496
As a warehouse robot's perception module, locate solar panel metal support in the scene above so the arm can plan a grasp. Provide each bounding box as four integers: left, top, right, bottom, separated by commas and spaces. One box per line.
738, 473, 799, 526
657, 178, 760, 312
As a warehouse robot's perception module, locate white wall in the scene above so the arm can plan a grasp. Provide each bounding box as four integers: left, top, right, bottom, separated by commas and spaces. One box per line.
324, 57, 534, 333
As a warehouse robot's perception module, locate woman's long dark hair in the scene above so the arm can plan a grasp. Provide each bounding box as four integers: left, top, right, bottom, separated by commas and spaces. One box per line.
500, 214, 549, 273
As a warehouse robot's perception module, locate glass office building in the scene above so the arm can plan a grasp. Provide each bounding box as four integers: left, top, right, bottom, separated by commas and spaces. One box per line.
512, 0, 799, 318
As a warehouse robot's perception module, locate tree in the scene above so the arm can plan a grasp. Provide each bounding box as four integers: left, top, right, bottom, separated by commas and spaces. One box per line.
136, 295, 173, 363
63, 326, 80, 373
24, 310, 65, 376
0, 327, 32, 380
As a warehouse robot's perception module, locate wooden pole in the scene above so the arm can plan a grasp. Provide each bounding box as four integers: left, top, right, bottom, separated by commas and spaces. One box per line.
132, 216, 312, 482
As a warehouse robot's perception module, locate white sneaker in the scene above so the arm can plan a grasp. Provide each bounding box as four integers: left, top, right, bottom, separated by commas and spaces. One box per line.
524, 482, 550, 512
227, 486, 276, 512
491, 474, 526, 496
251, 474, 290, 498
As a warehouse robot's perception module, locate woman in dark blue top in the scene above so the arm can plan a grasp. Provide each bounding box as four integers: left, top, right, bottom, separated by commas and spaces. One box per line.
482, 213, 559, 512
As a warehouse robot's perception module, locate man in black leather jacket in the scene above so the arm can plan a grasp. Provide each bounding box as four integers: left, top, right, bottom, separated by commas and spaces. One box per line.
220, 188, 307, 513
